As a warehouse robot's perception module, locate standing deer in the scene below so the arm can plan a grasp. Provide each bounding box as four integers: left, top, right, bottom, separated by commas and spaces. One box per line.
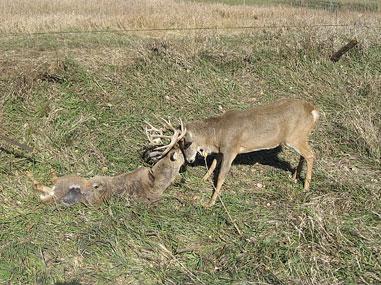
148, 99, 319, 207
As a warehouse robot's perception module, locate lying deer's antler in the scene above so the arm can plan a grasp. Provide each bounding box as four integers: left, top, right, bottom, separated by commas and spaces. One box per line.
144, 117, 186, 158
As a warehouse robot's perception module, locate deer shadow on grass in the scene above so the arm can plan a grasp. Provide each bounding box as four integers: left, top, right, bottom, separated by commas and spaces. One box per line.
234, 146, 293, 172
190, 146, 294, 181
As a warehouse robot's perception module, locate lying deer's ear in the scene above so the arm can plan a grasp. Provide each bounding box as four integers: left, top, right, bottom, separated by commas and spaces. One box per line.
170, 151, 178, 161
148, 170, 155, 186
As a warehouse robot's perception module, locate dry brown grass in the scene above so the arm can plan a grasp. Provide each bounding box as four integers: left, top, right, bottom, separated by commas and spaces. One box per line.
0, 0, 380, 34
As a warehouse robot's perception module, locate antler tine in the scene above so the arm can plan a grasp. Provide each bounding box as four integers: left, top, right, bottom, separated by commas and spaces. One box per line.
144, 117, 187, 159
177, 118, 187, 141
144, 120, 165, 145
154, 129, 180, 157
153, 118, 187, 157
144, 126, 156, 144
159, 117, 176, 132
144, 120, 162, 133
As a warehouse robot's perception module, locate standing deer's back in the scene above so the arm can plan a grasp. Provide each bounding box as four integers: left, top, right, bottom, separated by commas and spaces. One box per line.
182, 99, 318, 162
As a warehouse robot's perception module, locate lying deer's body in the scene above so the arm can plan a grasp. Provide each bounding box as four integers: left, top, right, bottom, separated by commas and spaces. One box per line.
30, 147, 184, 206
182, 99, 319, 207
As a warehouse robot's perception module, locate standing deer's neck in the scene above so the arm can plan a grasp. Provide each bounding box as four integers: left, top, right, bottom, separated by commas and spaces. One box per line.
188, 120, 219, 148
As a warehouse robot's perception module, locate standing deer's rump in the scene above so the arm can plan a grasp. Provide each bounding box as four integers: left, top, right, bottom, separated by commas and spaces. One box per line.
28, 146, 185, 206
180, 98, 319, 207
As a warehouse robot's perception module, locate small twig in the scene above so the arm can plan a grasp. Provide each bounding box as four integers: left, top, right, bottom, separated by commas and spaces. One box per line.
158, 243, 205, 285
218, 195, 242, 236
203, 156, 242, 236
0, 134, 33, 153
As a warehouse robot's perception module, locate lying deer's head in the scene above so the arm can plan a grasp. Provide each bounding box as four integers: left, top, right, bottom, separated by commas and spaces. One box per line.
28, 173, 110, 206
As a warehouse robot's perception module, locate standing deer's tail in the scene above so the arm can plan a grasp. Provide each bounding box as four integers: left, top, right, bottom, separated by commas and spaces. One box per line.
311, 110, 320, 123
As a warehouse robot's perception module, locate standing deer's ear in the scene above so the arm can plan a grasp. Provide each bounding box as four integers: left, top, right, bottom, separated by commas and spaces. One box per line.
187, 131, 193, 141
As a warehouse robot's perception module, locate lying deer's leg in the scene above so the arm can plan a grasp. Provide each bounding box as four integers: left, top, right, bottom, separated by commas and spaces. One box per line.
26, 172, 55, 202
294, 142, 314, 190
207, 152, 236, 207
292, 155, 304, 182
51, 170, 58, 184
203, 158, 217, 181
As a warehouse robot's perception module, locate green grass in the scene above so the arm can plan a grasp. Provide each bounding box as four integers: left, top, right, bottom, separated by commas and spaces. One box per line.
0, 28, 380, 284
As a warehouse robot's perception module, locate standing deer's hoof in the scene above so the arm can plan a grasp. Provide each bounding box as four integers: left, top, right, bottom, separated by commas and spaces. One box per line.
202, 175, 210, 181
204, 199, 216, 208
291, 170, 299, 183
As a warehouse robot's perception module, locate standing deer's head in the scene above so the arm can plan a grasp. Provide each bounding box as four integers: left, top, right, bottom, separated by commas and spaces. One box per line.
180, 130, 199, 163
179, 122, 215, 164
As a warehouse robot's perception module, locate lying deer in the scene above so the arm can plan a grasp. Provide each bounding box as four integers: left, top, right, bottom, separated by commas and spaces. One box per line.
147, 99, 319, 207
28, 144, 185, 206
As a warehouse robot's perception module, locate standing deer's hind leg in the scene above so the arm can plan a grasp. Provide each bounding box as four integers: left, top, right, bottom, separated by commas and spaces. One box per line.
292, 155, 305, 183
207, 152, 236, 207
291, 142, 314, 190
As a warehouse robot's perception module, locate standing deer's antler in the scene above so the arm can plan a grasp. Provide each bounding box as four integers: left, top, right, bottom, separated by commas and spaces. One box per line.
144, 117, 186, 158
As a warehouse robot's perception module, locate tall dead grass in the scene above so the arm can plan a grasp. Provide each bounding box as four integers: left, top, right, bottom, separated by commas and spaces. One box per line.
0, 0, 380, 34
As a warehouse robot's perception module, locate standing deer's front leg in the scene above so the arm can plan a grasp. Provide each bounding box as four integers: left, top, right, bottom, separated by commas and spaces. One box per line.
207, 151, 236, 207
202, 158, 218, 181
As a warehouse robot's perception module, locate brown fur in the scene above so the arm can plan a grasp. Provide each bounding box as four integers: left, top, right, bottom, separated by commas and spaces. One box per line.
30, 147, 184, 206
181, 98, 319, 207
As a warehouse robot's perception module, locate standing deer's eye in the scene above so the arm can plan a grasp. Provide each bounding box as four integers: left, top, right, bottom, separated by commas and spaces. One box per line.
183, 142, 192, 149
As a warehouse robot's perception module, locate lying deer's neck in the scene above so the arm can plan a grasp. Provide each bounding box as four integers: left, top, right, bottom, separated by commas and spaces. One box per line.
105, 174, 133, 195
151, 160, 177, 191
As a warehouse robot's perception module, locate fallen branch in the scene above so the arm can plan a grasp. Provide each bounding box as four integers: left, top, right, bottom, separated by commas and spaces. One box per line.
0, 134, 33, 153
330, 39, 358, 62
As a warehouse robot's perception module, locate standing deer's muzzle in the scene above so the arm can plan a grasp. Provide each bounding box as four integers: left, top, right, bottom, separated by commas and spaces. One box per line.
186, 157, 196, 164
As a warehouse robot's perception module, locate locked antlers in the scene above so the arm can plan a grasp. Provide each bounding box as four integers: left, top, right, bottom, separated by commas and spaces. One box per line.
144, 117, 186, 159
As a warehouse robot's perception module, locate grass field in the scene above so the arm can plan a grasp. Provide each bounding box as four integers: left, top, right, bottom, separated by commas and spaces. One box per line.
1, 0, 380, 284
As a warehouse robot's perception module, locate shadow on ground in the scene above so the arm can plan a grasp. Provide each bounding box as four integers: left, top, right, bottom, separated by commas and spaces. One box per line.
190, 146, 294, 180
